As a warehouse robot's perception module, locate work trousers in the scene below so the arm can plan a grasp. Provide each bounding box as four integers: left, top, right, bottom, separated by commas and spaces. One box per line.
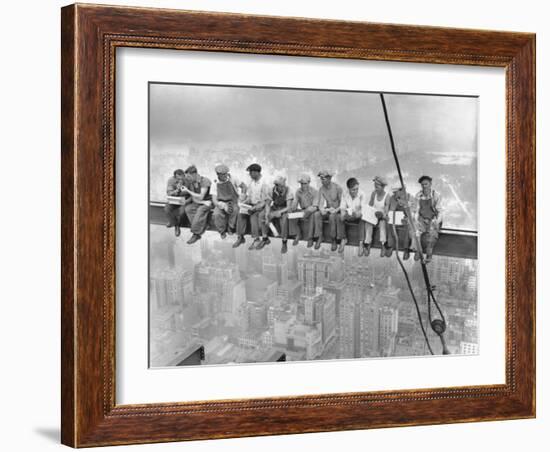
412, 217, 440, 250
342, 213, 366, 243
212, 204, 239, 234
386, 217, 412, 250
185, 203, 213, 236
164, 204, 186, 227
236, 208, 264, 239
261, 210, 289, 239
365, 219, 387, 244
313, 211, 345, 241
288, 210, 317, 240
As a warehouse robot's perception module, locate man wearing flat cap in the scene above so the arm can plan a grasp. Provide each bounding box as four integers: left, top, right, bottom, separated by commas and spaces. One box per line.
233, 163, 272, 250
164, 168, 192, 237
211, 164, 245, 239
412, 175, 444, 263
365, 176, 391, 257
261, 176, 293, 253
385, 186, 414, 260
178, 165, 213, 244
312, 170, 344, 251
289, 174, 319, 248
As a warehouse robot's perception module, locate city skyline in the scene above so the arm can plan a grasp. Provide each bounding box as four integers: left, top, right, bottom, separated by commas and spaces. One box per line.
150, 226, 478, 367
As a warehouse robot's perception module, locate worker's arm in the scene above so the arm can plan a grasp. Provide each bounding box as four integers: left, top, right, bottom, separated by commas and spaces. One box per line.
166, 178, 181, 196
368, 191, 375, 207
183, 186, 208, 202
383, 193, 392, 218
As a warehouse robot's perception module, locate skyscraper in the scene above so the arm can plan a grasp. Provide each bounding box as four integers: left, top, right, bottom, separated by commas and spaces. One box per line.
297, 252, 344, 291
379, 306, 399, 356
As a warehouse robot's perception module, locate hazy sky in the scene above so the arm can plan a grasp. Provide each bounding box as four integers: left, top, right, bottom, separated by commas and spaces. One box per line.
149, 83, 478, 152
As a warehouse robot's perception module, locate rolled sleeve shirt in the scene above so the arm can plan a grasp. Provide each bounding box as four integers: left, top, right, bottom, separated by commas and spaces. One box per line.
245, 176, 271, 205
294, 186, 318, 210
186, 175, 212, 203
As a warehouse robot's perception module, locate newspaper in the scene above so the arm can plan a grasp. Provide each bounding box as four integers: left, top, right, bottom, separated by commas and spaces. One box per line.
238, 202, 253, 215
361, 204, 379, 225
388, 211, 405, 225
167, 196, 186, 205
288, 211, 304, 220
268, 222, 279, 237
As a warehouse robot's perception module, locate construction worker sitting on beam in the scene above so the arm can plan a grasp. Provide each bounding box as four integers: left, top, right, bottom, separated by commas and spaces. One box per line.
262, 176, 293, 254
386, 186, 414, 260
211, 164, 245, 240
312, 170, 345, 252
179, 165, 214, 245
365, 176, 391, 257
339, 177, 368, 256
233, 163, 272, 250
164, 168, 192, 237
412, 175, 444, 263
288, 174, 319, 249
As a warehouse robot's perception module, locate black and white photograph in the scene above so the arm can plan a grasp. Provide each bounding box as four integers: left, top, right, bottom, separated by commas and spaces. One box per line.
148, 83, 479, 367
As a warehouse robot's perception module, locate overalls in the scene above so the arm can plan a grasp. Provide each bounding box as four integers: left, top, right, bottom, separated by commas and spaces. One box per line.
417, 191, 440, 240
213, 179, 239, 234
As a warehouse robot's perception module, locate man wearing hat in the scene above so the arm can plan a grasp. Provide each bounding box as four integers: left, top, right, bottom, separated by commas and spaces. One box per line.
312, 170, 344, 251
412, 175, 444, 263
365, 176, 391, 257
289, 174, 319, 248
233, 163, 271, 250
211, 164, 245, 239
386, 187, 414, 260
164, 168, 192, 237
178, 165, 213, 244
261, 176, 293, 253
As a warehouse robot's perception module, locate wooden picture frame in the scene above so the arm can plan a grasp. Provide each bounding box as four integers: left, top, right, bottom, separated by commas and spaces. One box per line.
61, 3, 535, 447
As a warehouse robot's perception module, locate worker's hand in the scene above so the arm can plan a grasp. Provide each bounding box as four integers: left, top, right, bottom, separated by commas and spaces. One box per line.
271, 210, 281, 219
217, 201, 227, 211
401, 216, 408, 225
320, 208, 327, 215
226, 202, 234, 214
375, 211, 384, 220
305, 206, 317, 214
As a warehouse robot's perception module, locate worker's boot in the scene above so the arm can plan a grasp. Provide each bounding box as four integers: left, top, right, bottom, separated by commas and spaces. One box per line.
256, 237, 271, 250
425, 245, 433, 263
363, 242, 371, 257
232, 235, 245, 248
281, 240, 288, 254
425, 237, 435, 263
338, 238, 347, 253
187, 233, 201, 245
